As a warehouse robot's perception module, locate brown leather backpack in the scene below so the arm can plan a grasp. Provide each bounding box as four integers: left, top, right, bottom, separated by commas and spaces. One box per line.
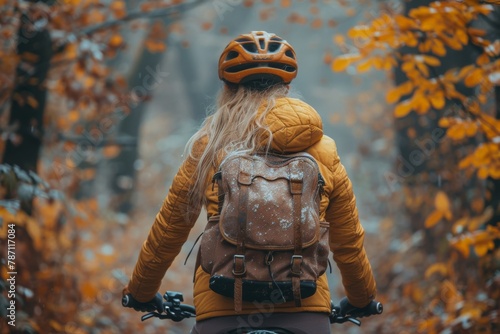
198, 152, 330, 312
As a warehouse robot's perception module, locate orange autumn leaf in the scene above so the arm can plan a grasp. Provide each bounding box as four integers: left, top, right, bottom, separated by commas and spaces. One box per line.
357, 59, 372, 73
310, 6, 319, 15
412, 93, 431, 114
435, 191, 451, 214
429, 90, 445, 109
108, 34, 123, 48
455, 29, 469, 45
394, 99, 413, 118
395, 15, 417, 30
311, 18, 322, 29
81, 281, 98, 300
103, 145, 121, 158
280, 0, 291, 8
110, 0, 126, 19
477, 167, 489, 179
464, 68, 484, 87
79, 168, 96, 181
347, 25, 372, 39
447, 123, 467, 140
333, 34, 345, 45
424, 262, 448, 278
471, 227, 500, 256
422, 55, 441, 67
323, 51, 333, 65
425, 209, 443, 228
476, 53, 490, 66
328, 19, 338, 28
451, 236, 470, 257
145, 40, 166, 53
386, 81, 414, 104
331, 54, 362, 72
27, 95, 39, 109
201, 21, 212, 31
287, 12, 308, 25
434, 191, 452, 220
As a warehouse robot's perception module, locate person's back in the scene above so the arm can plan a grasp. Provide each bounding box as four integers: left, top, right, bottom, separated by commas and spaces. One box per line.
122, 31, 378, 334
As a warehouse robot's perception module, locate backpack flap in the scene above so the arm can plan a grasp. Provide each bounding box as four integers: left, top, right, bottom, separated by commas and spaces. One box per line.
218, 154, 321, 251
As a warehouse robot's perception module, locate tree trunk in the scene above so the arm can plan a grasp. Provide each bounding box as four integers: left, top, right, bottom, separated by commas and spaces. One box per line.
2, 7, 52, 214
107, 26, 170, 213
3, 10, 52, 173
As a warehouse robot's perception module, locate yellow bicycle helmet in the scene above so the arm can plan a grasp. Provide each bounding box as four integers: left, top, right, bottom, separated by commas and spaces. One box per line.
218, 31, 298, 88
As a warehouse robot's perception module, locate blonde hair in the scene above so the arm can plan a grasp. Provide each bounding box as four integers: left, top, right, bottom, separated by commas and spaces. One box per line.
184, 84, 289, 210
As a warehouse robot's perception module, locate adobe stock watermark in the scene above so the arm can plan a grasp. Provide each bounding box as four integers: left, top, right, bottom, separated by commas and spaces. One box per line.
212, 0, 244, 20
52, 64, 169, 183
383, 107, 458, 192
235, 289, 307, 333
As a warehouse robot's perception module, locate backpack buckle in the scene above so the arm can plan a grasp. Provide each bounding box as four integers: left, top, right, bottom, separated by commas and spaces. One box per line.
233, 255, 246, 276
290, 255, 303, 276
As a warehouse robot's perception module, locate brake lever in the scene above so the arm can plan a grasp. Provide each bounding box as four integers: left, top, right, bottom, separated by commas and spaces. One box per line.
141, 312, 158, 321
329, 307, 362, 326
346, 317, 361, 326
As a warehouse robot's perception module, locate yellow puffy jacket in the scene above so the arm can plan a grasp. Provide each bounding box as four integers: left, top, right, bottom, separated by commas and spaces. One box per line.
126, 97, 377, 321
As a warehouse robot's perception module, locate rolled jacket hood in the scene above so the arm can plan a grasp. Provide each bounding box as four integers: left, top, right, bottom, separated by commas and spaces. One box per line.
261, 97, 324, 153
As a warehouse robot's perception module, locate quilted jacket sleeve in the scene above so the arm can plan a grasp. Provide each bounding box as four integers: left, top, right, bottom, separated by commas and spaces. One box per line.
325, 152, 377, 308
126, 139, 205, 302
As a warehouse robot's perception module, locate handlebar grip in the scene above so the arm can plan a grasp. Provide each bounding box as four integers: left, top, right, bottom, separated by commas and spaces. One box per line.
122, 294, 134, 307
367, 301, 383, 315
122, 294, 143, 309
180, 304, 196, 315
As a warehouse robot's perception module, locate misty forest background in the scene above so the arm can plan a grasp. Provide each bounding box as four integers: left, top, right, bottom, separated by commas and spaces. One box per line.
1, 0, 500, 333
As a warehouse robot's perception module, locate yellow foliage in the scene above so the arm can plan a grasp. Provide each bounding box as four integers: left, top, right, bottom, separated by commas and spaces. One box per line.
108, 34, 124, 48
429, 90, 445, 109
458, 143, 500, 179
347, 25, 372, 39
451, 225, 500, 258
424, 262, 448, 278
464, 68, 485, 87
356, 59, 372, 73
394, 99, 413, 118
102, 145, 121, 158
110, 0, 126, 19
435, 191, 452, 218
331, 53, 362, 72
412, 91, 431, 114
445, 120, 480, 140
425, 210, 443, 228
386, 81, 414, 104
422, 55, 441, 67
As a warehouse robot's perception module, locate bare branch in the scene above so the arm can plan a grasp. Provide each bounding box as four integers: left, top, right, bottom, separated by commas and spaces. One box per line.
78, 0, 206, 37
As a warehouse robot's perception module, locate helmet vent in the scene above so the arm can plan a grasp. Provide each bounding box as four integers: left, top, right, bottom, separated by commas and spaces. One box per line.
258, 38, 265, 49
226, 63, 260, 73
241, 42, 258, 53
226, 51, 239, 60
226, 62, 296, 74
268, 42, 281, 53
268, 62, 296, 73
285, 50, 295, 59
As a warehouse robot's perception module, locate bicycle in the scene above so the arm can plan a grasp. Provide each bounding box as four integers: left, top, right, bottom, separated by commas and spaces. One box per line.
123, 291, 383, 334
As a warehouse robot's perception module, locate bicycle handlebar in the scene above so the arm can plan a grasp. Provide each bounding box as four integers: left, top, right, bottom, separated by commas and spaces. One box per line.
124, 291, 382, 326
122, 291, 196, 322
329, 300, 383, 326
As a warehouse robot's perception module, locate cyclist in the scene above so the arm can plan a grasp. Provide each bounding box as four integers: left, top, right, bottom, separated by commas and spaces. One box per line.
123, 31, 377, 334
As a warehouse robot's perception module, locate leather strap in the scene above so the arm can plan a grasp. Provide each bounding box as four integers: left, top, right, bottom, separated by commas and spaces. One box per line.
232, 158, 252, 312
289, 161, 303, 306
